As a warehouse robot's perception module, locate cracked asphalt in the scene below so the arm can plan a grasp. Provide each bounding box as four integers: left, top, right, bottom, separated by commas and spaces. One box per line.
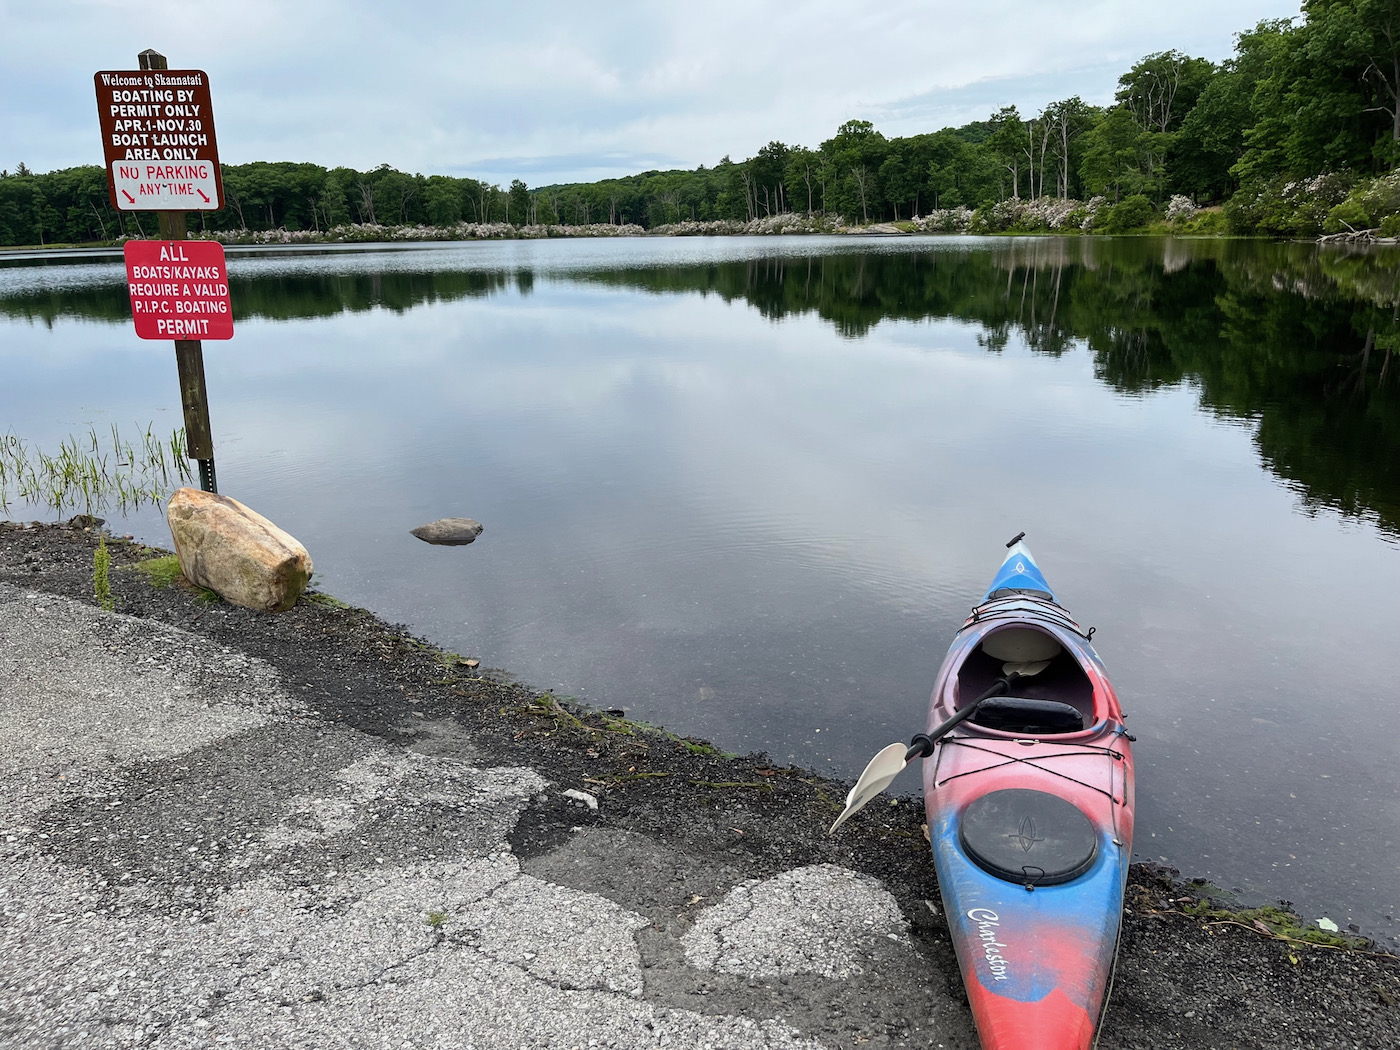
0, 584, 951, 1049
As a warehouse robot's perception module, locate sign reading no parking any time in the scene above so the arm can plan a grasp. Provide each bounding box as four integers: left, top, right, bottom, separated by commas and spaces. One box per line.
94, 68, 224, 210
124, 240, 234, 340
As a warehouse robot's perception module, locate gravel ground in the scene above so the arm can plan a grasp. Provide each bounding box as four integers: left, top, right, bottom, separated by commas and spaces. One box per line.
0, 518, 1396, 1050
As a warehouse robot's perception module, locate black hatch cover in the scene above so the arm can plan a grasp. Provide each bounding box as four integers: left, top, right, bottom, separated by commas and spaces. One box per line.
960, 788, 1098, 886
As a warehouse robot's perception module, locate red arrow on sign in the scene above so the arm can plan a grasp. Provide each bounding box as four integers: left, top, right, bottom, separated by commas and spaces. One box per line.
197, 188, 210, 203
121, 189, 136, 204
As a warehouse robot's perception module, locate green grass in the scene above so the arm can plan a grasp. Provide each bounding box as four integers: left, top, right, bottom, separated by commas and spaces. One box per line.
680, 739, 740, 759
131, 555, 184, 588
128, 554, 219, 602
93, 536, 113, 611
424, 909, 448, 929
1180, 895, 1369, 949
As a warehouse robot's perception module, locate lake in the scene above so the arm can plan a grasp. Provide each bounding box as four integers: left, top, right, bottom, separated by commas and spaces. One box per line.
2, 234, 1397, 945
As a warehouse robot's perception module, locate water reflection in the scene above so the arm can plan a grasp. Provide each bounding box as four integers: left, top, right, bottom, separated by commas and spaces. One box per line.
5, 237, 1397, 533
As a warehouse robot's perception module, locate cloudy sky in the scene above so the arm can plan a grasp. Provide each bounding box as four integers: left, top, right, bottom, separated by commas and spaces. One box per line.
4, 0, 1299, 186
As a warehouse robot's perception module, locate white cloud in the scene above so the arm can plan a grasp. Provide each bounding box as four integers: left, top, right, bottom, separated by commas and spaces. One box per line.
0, 0, 1299, 183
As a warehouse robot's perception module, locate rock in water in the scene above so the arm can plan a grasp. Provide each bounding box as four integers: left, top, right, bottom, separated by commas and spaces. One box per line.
166, 487, 313, 613
410, 518, 484, 546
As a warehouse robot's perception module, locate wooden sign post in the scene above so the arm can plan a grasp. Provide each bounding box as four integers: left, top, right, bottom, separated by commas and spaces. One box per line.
96, 48, 226, 493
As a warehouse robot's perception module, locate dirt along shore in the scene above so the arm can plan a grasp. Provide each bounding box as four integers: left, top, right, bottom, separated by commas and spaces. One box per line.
1, 517, 1396, 1049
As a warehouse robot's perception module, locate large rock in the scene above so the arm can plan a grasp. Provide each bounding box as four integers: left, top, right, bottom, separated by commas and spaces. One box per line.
410, 518, 483, 546
166, 488, 312, 613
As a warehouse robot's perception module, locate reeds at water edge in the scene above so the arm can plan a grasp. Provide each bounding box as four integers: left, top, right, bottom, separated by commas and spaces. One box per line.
0, 423, 194, 518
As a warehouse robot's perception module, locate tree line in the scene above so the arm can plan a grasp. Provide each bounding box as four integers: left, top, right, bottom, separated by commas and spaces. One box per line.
2, 0, 1397, 247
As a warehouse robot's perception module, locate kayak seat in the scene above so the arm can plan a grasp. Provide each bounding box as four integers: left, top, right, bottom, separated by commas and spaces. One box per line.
957, 646, 1097, 726
972, 697, 1084, 734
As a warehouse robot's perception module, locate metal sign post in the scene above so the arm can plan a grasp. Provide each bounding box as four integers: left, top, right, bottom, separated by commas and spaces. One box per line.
96, 48, 226, 492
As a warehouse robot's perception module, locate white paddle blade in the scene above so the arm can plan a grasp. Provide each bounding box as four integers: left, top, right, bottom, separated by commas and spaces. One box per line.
829, 742, 911, 834
1002, 658, 1052, 678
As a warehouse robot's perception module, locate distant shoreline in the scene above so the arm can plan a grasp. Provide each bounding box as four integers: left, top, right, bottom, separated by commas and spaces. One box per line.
3, 216, 1396, 253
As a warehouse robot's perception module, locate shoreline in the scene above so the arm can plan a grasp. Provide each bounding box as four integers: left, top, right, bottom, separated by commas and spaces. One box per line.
1, 515, 1396, 1048
4, 219, 1395, 255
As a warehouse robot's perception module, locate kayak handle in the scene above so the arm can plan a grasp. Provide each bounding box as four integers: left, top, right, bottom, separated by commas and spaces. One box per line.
905, 672, 1026, 761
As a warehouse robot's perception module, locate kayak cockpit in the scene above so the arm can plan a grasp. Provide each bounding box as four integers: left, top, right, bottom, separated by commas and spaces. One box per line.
955, 625, 1099, 733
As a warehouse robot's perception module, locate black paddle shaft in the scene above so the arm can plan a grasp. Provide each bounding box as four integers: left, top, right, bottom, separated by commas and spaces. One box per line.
904, 672, 1025, 762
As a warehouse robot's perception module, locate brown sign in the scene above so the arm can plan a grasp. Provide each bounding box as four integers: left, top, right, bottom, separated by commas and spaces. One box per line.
94, 68, 223, 211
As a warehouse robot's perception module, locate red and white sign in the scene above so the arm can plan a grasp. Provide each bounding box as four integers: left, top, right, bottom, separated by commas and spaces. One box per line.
123, 240, 234, 340
111, 159, 220, 210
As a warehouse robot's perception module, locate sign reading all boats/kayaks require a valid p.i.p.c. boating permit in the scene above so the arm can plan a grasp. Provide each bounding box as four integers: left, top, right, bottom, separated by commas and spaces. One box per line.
123, 240, 233, 341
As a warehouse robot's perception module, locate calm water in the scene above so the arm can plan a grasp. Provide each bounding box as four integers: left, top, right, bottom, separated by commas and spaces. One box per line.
2, 235, 1397, 943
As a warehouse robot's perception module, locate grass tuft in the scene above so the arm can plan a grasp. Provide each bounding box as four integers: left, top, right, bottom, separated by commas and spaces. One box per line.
93, 535, 113, 611
303, 591, 352, 609
132, 555, 185, 588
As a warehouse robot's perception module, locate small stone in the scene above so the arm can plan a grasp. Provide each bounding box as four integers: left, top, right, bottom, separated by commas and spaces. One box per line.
563, 789, 598, 811
410, 518, 483, 546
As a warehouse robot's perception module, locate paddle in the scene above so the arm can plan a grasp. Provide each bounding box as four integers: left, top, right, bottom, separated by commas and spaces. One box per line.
827, 661, 1050, 834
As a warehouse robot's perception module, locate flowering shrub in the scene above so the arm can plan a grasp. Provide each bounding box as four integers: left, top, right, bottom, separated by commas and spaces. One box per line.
1080, 197, 1108, 230
1165, 195, 1198, 223
1355, 171, 1400, 225
648, 214, 843, 236
1226, 173, 1355, 236
966, 196, 1097, 233
1320, 170, 1400, 235
909, 207, 974, 232
209, 221, 645, 245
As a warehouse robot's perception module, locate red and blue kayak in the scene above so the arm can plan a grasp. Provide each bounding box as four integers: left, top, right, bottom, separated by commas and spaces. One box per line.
923, 539, 1135, 1050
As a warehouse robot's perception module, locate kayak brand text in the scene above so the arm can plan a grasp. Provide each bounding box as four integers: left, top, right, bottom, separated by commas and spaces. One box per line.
967, 908, 1011, 981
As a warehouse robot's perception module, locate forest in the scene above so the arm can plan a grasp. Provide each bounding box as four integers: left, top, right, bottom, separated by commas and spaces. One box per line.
1, 1, 1398, 247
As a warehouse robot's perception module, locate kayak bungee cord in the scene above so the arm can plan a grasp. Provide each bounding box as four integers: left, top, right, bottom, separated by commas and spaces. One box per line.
935, 738, 1129, 806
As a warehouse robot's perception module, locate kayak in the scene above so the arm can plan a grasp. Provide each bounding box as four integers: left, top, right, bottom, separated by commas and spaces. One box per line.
923, 539, 1135, 1050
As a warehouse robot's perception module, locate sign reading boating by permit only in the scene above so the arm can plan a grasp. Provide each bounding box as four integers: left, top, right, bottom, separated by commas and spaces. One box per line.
95, 68, 223, 210
123, 240, 234, 340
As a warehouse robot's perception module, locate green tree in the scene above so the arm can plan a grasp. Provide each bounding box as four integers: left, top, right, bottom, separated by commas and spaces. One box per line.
425, 176, 462, 225
1080, 107, 1144, 200
822, 120, 888, 221
1234, 5, 1393, 184
508, 179, 530, 225
1166, 29, 1281, 203
1114, 51, 1217, 198
1306, 0, 1400, 166
986, 106, 1026, 198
